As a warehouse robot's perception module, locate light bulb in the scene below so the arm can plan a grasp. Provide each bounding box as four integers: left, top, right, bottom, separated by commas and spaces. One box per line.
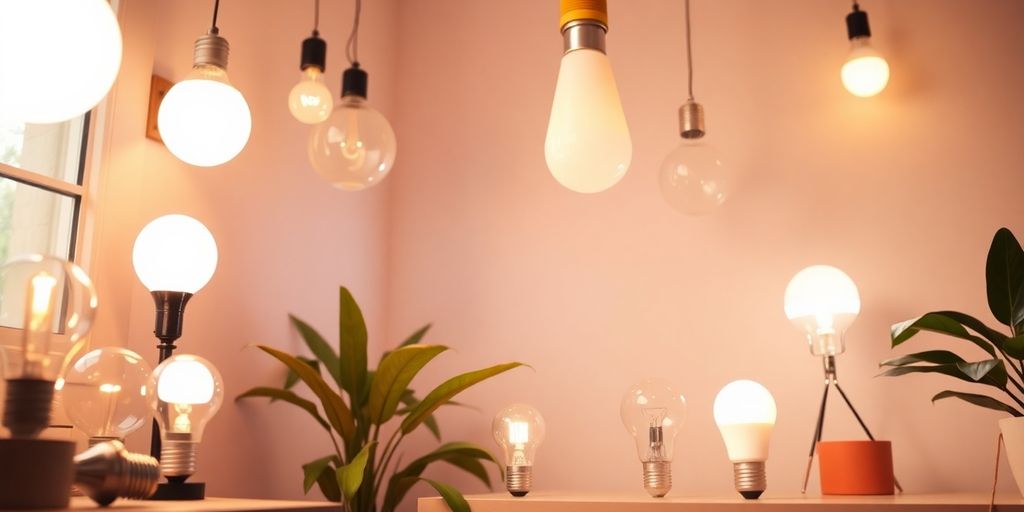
289, 68, 333, 124
148, 354, 223, 483
545, 1, 631, 194
0, 0, 122, 124
61, 347, 152, 444
841, 5, 889, 98
620, 379, 687, 497
157, 32, 251, 167
659, 139, 732, 215
491, 404, 546, 497
784, 265, 861, 356
713, 380, 777, 500
132, 214, 218, 295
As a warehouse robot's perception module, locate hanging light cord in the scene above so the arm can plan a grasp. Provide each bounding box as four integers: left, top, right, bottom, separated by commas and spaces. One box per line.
346, 0, 362, 65
684, 0, 695, 101
210, 0, 221, 34
313, 0, 320, 35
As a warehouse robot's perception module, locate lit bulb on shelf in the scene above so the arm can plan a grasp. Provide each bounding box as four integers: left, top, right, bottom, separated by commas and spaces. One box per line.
784, 265, 861, 356
61, 347, 152, 445
840, 3, 889, 97
544, 0, 631, 194
492, 404, 545, 497
620, 379, 686, 497
288, 33, 333, 124
713, 380, 777, 500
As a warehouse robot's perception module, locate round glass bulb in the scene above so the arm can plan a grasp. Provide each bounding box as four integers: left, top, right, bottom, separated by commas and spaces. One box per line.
0, 0, 122, 124
308, 96, 397, 191
784, 265, 860, 356
149, 354, 223, 442
714, 380, 777, 427
289, 68, 334, 124
620, 379, 687, 463
658, 140, 733, 215
841, 38, 889, 98
60, 347, 151, 440
492, 403, 546, 467
157, 65, 252, 167
132, 214, 218, 294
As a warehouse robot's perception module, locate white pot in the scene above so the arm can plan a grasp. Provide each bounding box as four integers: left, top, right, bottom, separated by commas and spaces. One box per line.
999, 417, 1024, 497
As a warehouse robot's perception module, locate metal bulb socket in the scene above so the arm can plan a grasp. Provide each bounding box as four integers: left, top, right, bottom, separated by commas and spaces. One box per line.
505, 465, 533, 497
562, 20, 607, 54
74, 440, 160, 506
678, 100, 705, 140
2, 378, 54, 439
642, 461, 672, 498
160, 440, 199, 480
192, 32, 230, 70
732, 461, 767, 500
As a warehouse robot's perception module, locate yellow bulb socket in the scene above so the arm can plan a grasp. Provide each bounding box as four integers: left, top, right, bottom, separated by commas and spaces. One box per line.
559, 0, 608, 30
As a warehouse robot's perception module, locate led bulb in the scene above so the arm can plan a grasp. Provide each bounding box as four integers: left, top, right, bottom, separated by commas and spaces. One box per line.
148, 354, 223, 481
308, 95, 397, 190
842, 38, 889, 98
492, 404, 546, 497
620, 379, 686, 497
658, 140, 732, 215
713, 380, 777, 499
289, 67, 333, 124
784, 265, 860, 356
61, 347, 152, 443
132, 214, 218, 294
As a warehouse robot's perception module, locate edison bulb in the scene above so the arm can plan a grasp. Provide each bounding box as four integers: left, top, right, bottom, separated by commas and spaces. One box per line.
288, 68, 333, 124
132, 214, 218, 294
620, 379, 686, 497
492, 404, 546, 497
61, 347, 152, 443
659, 140, 732, 215
0, 0, 122, 123
784, 265, 861, 356
713, 380, 777, 499
841, 38, 889, 97
308, 96, 397, 191
158, 65, 252, 167
149, 354, 224, 481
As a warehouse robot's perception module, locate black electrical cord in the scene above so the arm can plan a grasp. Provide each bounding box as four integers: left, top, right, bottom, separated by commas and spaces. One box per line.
313, 0, 320, 35
210, 0, 221, 34
346, 0, 362, 65
684, 0, 694, 101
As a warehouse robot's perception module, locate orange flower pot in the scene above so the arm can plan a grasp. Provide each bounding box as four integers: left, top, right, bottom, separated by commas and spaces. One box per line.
818, 440, 895, 495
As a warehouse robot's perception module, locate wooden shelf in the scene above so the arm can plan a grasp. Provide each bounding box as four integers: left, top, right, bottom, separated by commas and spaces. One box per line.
66, 496, 337, 511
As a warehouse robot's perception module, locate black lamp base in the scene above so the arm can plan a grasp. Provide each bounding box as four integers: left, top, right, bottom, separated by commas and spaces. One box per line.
149, 481, 205, 500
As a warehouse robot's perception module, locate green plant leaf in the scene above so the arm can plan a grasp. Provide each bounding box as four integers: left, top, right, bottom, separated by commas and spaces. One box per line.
370, 345, 448, 425
290, 315, 341, 388
987, 228, 1024, 330
256, 345, 355, 440
1005, 335, 1024, 359
338, 287, 369, 406
397, 392, 442, 441
879, 350, 966, 367
400, 324, 432, 348
336, 442, 375, 501
283, 356, 321, 392
383, 442, 501, 511
401, 362, 526, 434
417, 479, 469, 512
316, 468, 342, 502
302, 455, 339, 494
879, 359, 1007, 388
933, 390, 1023, 417
891, 312, 997, 357
235, 386, 330, 430
442, 456, 493, 489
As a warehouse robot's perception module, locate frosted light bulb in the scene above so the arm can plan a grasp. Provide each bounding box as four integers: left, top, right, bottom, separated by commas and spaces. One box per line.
61, 347, 152, 444
784, 265, 861, 356
148, 354, 223, 482
132, 214, 218, 295
841, 4, 889, 98
658, 140, 732, 215
492, 404, 545, 497
308, 94, 396, 191
289, 68, 333, 124
620, 379, 686, 497
0, 0, 122, 124
713, 380, 777, 500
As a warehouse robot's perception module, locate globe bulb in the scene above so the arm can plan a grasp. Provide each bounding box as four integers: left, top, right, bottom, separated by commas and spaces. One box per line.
60, 347, 152, 443
492, 404, 545, 497
620, 378, 686, 498
713, 380, 777, 500
0, 0, 122, 124
784, 265, 861, 356
132, 214, 218, 295
308, 95, 397, 190
841, 37, 889, 97
658, 140, 732, 215
148, 354, 223, 481
288, 67, 333, 124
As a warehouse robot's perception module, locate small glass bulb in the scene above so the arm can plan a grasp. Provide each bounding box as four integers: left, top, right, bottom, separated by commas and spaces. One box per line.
288, 67, 333, 124
308, 95, 397, 191
620, 379, 687, 498
784, 265, 861, 356
658, 139, 733, 216
841, 37, 889, 98
61, 347, 152, 442
149, 354, 223, 481
492, 404, 545, 497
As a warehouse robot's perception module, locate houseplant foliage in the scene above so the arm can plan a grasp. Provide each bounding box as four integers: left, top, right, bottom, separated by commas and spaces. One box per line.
882, 227, 1024, 416
237, 287, 525, 512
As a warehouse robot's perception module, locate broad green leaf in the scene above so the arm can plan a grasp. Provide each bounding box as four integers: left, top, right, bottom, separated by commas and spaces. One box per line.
442, 456, 493, 489
401, 363, 525, 434
370, 345, 448, 425
316, 467, 342, 502
879, 359, 1007, 388
880, 350, 966, 367
935, 311, 1009, 345
987, 228, 1024, 329
383, 443, 501, 511
397, 393, 442, 441
418, 479, 469, 512
235, 387, 330, 430
383, 477, 419, 512
400, 324, 432, 348
256, 345, 355, 440
336, 442, 375, 501
289, 316, 340, 387
302, 455, 339, 493
933, 390, 1023, 417
283, 356, 320, 392
891, 312, 997, 357
1006, 335, 1024, 359
338, 287, 368, 406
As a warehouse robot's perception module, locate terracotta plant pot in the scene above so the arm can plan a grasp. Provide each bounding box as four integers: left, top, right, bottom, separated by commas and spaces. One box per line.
818, 440, 895, 495
999, 417, 1024, 497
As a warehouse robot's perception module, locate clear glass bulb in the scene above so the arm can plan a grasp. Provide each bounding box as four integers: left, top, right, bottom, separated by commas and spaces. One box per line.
492, 403, 545, 496
60, 347, 152, 441
288, 67, 334, 124
784, 265, 861, 356
658, 139, 733, 215
308, 95, 397, 191
0, 0, 122, 124
620, 379, 686, 497
149, 354, 223, 480
132, 214, 218, 294
545, 48, 631, 194
157, 64, 252, 167
714, 380, 777, 499
841, 37, 889, 98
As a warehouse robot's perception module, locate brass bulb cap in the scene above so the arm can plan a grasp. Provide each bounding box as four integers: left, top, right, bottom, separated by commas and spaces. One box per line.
560, 0, 608, 30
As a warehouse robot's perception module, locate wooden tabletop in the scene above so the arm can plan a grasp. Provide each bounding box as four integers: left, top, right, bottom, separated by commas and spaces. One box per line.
66, 496, 339, 511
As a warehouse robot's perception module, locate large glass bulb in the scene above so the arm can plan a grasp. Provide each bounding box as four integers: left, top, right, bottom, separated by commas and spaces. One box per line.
492, 403, 545, 497
288, 67, 333, 124
713, 380, 777, 499
60, 347, 152, 442
545, 48, 631, 194
620, 379, 686, 497
308, 96, 397, 191
658, 140, 732, 215
132, 214, 218, 294
157, 65, 252, 167
784, 265, 861, 356
841, 37, 889, 98
149, 354, 223, 480
0, 0, 122, 124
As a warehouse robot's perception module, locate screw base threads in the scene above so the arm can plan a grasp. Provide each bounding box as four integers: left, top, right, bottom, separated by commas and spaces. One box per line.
3, 379, 54, 438
642, 461, 672, 497
678, 100, 706, 140
74, 440, 160, 506
733, 461, 766, 500
505, 465, 532, 497
160, 440, 198, 479
193, 33, 230, 70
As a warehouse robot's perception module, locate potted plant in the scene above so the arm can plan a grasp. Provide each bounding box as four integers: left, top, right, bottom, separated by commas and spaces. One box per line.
237, 287, 526, 512
882, 227, 1024, 495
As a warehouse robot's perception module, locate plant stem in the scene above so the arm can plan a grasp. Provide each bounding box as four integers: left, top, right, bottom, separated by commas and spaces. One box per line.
327, 427, 346, 465
373, 428, 404, 500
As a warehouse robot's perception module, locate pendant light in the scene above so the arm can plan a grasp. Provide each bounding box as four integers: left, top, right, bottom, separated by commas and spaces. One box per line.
288, 0, 333, 124
157, 0, 252, 167
308, 0, 397, 191
841, 2, 889, 97
545, 0, 631, 194
0, 0, 122, 124
658, 0, 733, 216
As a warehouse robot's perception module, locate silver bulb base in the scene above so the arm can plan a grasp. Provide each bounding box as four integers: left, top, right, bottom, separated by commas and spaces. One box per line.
160, 440, 198, 479
87, 436, 121, 448
678, 100, 705, 140
732, 461, 767, 500
642, 461, 672, 498
505, 465, 532, 497
193, 32, 230, 70
74, 440, 160, 506
562, 20, 607, 54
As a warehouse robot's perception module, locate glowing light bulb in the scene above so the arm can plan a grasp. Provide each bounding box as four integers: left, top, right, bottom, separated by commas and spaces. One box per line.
61, 347, 152, 443
132, 214, 218, 295
784, 265, 861, 356
620, 379, 686, 497
492, 404, 546, 497
713, 380, 777, 500
841, 4, 889, 98
0, 0, 122, 124
289, 67, 334, 124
